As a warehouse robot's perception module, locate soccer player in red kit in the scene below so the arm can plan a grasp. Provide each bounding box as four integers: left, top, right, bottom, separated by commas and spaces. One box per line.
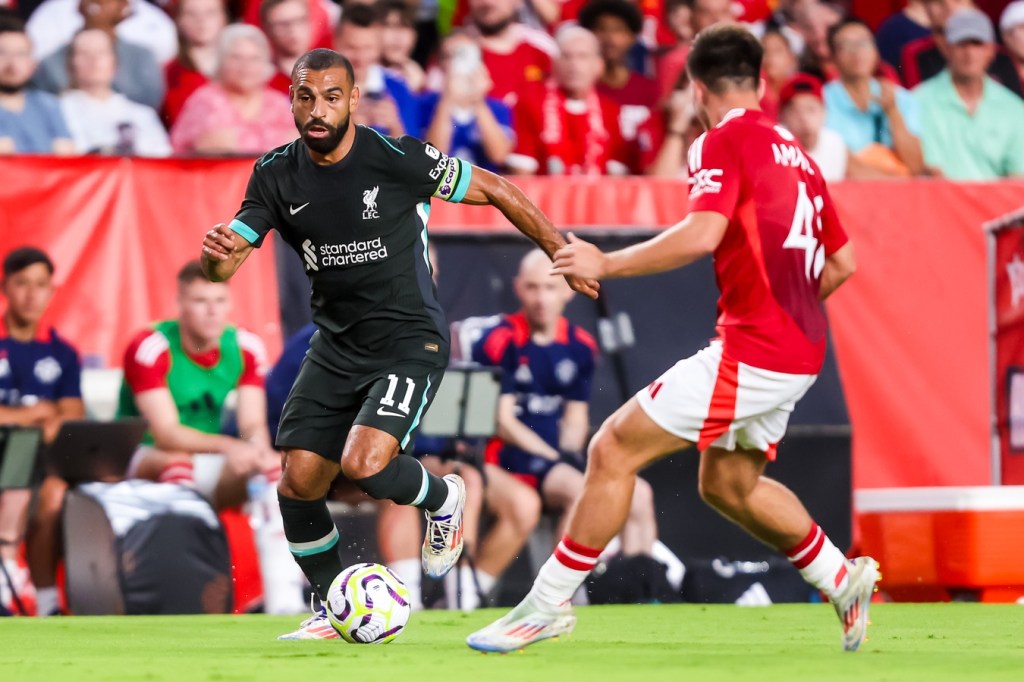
468, 24, 875, 654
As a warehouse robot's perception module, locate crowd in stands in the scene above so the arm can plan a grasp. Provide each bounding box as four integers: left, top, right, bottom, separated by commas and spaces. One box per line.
0, 0, 1021, 179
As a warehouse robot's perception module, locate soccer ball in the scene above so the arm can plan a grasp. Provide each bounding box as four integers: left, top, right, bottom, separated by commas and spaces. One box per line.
325, 563, 412, 644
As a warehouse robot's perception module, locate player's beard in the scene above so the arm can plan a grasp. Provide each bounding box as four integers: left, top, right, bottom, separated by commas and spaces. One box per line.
298, 114, 350, 155
474, 14, 514, 37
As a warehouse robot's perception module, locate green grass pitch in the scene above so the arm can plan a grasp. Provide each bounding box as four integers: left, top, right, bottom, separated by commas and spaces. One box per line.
2, 604, 1022, 682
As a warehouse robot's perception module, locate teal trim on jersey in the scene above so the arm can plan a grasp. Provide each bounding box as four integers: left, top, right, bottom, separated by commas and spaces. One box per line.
287, 527, 340, 557
228, 219, 259, 244
401, 374, 433, 449
368, 127, 405, 155
450, 161, 473, 203
416, 202, 431, 273
259, 141, 293, 167
410, 460, 430, 507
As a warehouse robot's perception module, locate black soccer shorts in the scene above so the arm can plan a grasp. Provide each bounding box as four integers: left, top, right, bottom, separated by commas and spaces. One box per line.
275, 357, 446, 462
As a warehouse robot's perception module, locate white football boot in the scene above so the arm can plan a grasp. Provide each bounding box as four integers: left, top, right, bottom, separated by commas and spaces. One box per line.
277, 601, 340, 641
831, 556, 881, 652
421, 474, 466, 578
466, 597, 577, 653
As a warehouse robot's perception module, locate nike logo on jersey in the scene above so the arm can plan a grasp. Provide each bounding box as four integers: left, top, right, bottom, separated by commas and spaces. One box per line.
290, 202, 310, 215
376, 406, 406, 418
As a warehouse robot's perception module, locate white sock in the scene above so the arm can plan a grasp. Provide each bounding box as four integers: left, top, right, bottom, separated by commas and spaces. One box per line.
528, 536, 602, 613
35, 586, 59, 617
785, 523, 850, 600
451, 567, 496, 611
430, 477, 460, 518
388, 559, 423, 611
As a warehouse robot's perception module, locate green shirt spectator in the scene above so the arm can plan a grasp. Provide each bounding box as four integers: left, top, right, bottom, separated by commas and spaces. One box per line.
914, 9, 1024, 180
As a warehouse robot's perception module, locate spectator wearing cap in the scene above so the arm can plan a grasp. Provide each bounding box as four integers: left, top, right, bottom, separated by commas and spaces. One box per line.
901, 0, 1022, 96
170, 24, 294, 156
1001, 1, 1024, 87
32, 0, 165, 110
162, 0, 228, 127
914, 8, 1024, 179
507, 26, 629, 176
823, 17, 924, 177
778, 74, 847, 182
579, 0, 661, 173
60, 29, 172, 156
0, 16, 75, 154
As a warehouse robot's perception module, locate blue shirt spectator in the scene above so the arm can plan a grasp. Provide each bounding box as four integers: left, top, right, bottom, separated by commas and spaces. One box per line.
1, 247, 82, 417
874, 2, 931, 70
419, 92, 512, 172
823, 79, 921, 152
0, 17, 74, 154
265, 322, 315, 440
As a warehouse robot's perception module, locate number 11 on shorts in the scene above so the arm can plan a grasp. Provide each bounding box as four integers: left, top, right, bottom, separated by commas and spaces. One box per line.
380, 374, 415, 416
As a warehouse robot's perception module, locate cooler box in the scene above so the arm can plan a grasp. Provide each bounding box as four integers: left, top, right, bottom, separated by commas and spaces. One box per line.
856, 486, 1024, 602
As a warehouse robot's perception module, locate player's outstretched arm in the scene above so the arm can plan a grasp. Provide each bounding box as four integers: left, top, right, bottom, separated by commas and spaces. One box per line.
552, 211, 728, 281
457, 168, 599, 299
201, 223, 255, 282
819, 242, 856, 301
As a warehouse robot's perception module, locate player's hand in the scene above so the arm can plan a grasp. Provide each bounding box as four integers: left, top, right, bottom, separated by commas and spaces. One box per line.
203, 223, 236, 261
551, 233, 604, 299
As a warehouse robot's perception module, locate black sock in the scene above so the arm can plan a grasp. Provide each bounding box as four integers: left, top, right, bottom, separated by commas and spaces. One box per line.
353, 455, 449, 511
277, 493, 343, 602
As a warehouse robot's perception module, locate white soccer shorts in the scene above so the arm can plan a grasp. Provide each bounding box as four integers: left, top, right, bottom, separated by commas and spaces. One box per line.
635, 341, 817, 459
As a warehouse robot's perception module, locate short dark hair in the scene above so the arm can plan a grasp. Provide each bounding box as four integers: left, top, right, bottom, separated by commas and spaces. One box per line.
259, 0, 302, 27
291, 48, 355, 86
0, 8, 26, 36
177, 260, 210, 287
827, 17, 873, 55
341, 2, 380, 30
3, 247, 54, 278
687, 24, 763, 94
376, 0, 415, 27
578, 0, 644, 35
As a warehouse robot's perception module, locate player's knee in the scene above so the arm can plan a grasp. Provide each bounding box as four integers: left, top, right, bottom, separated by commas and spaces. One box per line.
340, 449, 387, 482
278, 470, 323, 501
587, 425, 629, 478
697, 474, 743, 516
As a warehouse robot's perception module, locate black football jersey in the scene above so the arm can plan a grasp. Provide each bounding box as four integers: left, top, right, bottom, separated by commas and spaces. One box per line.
230, 126, 474, 373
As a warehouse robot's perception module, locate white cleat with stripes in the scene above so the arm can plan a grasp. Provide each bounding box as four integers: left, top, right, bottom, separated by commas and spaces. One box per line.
277, 602, 340, 641
466, 598, 576, 653
422, 474, 466, 578
831, 556, 881, 652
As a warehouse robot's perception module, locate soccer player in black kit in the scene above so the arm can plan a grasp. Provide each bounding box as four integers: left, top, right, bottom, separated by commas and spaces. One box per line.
200, 48, 598, 640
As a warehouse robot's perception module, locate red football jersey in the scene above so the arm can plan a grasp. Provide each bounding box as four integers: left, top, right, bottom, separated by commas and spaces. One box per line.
481, 26, 557, 108
687, 108, 848, 375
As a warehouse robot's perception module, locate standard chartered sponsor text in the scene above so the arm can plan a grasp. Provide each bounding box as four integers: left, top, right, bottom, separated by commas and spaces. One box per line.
319, 237, 389, 267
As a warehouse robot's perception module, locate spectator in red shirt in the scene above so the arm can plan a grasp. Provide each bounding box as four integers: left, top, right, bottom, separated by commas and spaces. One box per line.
163, 0, 228, 126
508, 25, 630, 176
171, 24, 294, 155
902, 0, 1022, 95
465, 0, 559, 107
656, 0, 693, 100
261, 0, 316, 95
579, 0, 661, 173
